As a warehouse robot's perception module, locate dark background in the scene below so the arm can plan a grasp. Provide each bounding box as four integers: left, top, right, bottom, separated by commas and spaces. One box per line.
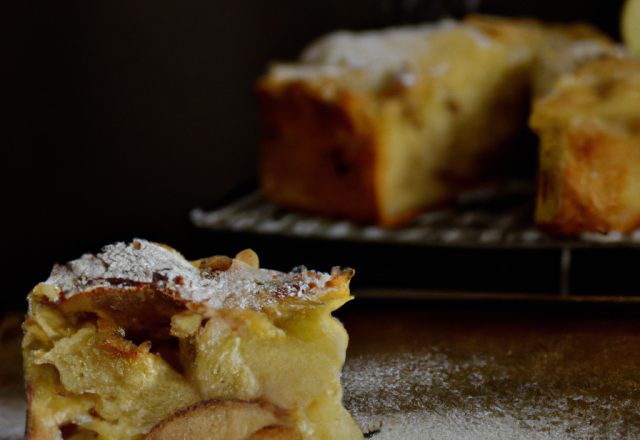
1, 0, 628, 311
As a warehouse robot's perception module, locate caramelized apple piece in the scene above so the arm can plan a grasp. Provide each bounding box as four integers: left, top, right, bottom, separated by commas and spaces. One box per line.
194, 255, 233, 272
235, 249, 259, 268
58, 287, 186, 337
146, 400, 296, 440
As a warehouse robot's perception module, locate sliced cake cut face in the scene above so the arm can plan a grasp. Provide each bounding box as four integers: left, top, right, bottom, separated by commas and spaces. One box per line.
23, 239, 363, 440
530, 58, 640, 234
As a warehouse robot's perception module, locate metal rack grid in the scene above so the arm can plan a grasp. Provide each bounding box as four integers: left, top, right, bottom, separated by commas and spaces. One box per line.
191, 181, 640, 249
191, 181, 640, 300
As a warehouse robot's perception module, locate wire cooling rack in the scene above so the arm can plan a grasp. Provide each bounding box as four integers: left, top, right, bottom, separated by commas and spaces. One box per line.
191, 181, 640, 298
191, 180, 640, 249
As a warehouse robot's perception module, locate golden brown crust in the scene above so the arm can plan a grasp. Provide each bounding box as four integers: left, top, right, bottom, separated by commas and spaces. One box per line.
257, 81, 380, 224
531, 58, 640, 234
39, 240, 353, 312
469, 14, 625, 98
25, 384, 39, 440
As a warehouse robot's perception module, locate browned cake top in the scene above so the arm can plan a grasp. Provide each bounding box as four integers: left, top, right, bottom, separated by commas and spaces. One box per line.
36, 239, 352, 311
262, 18, 511, 93
533, 58, 640, 121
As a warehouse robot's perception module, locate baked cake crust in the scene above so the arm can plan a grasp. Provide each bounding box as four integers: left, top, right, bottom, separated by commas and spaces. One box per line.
530, 58, 640, 234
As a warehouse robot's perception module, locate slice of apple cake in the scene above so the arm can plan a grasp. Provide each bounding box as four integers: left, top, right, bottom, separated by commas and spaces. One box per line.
22, 239, 363, 440
530, 58, 640, 234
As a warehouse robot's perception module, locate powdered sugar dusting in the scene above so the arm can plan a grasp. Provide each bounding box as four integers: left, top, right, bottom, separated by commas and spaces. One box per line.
267, 19, 497, 91
341, 309, 640, 439
44, 240, 341, 311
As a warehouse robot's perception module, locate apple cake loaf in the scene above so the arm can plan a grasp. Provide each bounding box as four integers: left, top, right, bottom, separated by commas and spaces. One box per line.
530, 58, 640, 234
256, 17, 539, 226
256, 16, 622, 227
22, 240, 363, 440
